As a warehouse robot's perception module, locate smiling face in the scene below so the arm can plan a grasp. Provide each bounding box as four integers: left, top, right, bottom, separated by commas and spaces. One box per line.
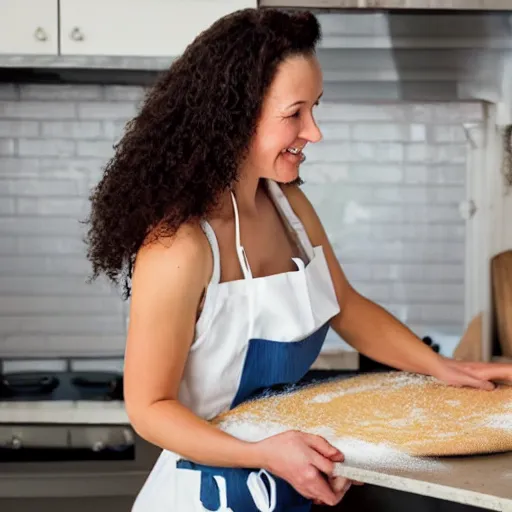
243, 53, 324, 184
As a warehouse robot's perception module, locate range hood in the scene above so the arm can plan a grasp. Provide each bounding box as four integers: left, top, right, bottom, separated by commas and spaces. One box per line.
259, 0, 512, 10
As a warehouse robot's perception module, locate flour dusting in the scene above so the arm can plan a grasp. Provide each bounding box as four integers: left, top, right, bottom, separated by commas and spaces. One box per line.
218, 417, 446, 473
483, 413, 512, 430
213, 372, 512, 461
307, 373, 435, 405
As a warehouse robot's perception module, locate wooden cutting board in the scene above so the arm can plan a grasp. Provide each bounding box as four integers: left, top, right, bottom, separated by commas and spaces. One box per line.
492, 250, 512, 357
212, 372, 512, 457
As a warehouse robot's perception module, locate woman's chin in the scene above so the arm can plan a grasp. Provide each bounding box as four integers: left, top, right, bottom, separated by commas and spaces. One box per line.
272, 160, 301, 183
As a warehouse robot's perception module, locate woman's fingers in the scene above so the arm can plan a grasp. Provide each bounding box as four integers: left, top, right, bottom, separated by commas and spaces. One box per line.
306, 434, 344, 462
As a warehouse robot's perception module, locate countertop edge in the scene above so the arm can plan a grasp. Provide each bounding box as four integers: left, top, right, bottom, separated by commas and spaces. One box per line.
334, 464, 512, 512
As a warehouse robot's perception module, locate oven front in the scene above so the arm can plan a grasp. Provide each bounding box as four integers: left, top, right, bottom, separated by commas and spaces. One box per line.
0, 423, 160, 499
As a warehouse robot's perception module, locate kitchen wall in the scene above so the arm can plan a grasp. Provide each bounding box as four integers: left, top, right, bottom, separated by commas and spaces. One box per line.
0, 81, 484, 357
304, 100, 484, 353
0, 83, 143, 358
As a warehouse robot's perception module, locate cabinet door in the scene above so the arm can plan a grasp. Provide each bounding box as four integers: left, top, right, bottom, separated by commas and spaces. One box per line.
60, 0, 257, 57
0, 0, 58, 55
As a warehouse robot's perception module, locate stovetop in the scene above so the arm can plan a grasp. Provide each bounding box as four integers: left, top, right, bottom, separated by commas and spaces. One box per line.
0, 371, 123, 402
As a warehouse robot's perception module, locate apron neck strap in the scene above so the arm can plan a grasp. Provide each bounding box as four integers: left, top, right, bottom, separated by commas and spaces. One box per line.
230, 191, 253, 280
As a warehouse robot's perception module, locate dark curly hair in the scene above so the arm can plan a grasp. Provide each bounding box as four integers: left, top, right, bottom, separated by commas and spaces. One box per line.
84, 8, 321, 297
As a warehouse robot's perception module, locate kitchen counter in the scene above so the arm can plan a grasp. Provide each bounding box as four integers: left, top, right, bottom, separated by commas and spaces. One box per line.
0, 401, 129, 425
1, 401, 510, 510
334, 451, 512, 512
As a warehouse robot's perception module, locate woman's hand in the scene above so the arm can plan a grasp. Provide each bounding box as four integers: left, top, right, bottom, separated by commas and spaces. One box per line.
254, 430, 352, 506
311, 476, 364, 506
431, 358, 512, 390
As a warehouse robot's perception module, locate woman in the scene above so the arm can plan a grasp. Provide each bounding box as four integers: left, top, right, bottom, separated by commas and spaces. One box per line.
85, 8, 512, 512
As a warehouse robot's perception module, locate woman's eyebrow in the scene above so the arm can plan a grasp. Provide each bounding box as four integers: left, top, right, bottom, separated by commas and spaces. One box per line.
285, 91, 324, 110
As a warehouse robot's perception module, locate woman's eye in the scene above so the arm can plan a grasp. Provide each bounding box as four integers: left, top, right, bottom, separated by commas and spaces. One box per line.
288, 111, 300, 119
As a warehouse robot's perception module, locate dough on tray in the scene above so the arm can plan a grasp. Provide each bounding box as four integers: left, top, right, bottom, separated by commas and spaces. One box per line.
212, 372, 512, 457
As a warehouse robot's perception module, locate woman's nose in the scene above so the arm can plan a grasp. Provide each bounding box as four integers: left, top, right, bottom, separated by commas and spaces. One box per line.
302, 118, 322, 143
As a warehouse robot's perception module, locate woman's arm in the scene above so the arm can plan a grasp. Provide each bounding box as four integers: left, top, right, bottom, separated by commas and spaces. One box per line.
124, 223, 260, 467
281, 184, 510, 389
124, 221, 356, 506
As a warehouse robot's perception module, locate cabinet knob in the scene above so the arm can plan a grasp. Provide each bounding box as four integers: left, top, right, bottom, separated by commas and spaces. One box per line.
92, 440, 104, 452
34, 27, 48, 42
70, 27, 85, 42
123, 428, 134, 445
10, 436, 22, 450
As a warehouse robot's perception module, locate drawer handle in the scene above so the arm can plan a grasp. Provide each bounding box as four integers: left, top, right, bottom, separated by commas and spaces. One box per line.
34, 27, 48, 42
70, 27, 85, 42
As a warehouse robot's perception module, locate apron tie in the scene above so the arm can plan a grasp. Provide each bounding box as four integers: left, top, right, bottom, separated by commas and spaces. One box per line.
212, 475, 234, 512
247, 469, 277, 512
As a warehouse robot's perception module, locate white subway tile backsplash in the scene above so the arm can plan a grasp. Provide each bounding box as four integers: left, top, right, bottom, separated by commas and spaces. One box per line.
0, 217, 82, 236
351, 124, 412, 142
103, 85, 147, 102
77, 102, 138, 120
41, 121, 103, 140
391, 283, 464, 303
0, 315, 123, 335
0, 157, 40, 177
404, 165, 466, 184
1, 178, 82, 196
0, 198, 16, 215
76, 140, 115, 158
0, 82, 482, 356
0, 256, 90, 275
347, 164, 404, 183
0, 101, 76, 119
19, 84, 103, 102
18, 138, 76, 157
0, 139, 15, 156
17, 236, 86, 255
103, 120, 130, 140
16, 197, 88, 217
306, 141, 352, 162
0, 120, 38, 137
428, 125, 467, 143
0, 296, 123, 315
405, 143, 466, 164
0, 276, 115, 296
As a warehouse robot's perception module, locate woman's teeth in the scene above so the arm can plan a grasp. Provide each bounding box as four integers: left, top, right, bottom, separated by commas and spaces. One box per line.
282, 147, 306, 163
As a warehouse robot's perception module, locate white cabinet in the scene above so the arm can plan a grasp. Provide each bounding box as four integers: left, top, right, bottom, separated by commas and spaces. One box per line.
60, 0, 257, 57
0, 0, 58, 55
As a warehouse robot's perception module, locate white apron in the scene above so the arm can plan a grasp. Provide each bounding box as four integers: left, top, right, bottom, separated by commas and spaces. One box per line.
132, 179, 340, 512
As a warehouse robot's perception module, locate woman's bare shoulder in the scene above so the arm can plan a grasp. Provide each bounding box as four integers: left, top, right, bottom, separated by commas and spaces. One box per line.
132, 220, 212, 296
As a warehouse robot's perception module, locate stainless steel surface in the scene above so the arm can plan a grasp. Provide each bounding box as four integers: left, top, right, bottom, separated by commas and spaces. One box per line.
0, 434, 160, 498
0, 360, 149, 498
259, 0, 512, 9
34, 27, 48, 42
69, 425, 134, 450
70, 27, 85, 42
0, 425, 68, 449
0, 496, 135, 512
0, 424, 133, 450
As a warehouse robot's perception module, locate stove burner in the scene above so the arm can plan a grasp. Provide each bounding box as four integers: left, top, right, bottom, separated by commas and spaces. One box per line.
0, 373, 59, 398
71, 373, 123, 400
0, 371, 123, 401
